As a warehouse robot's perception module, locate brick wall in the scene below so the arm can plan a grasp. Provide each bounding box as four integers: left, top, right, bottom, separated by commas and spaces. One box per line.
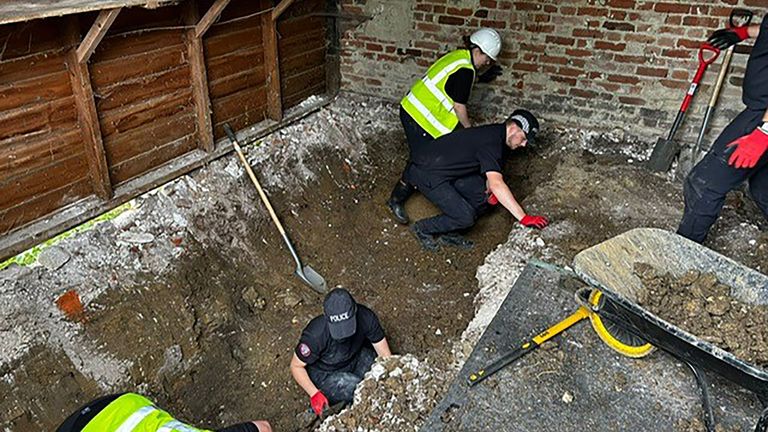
339, 0, 767, 156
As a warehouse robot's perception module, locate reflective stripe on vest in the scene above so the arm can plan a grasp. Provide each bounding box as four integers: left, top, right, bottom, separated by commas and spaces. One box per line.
82, 393, 210, 432
401, 49, 475, 139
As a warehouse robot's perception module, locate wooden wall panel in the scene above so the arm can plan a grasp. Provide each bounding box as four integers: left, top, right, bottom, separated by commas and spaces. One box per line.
203, 0, 268, 138
89, 6, 196, 187
277, 8, 327, 109
0, 0, 334, 250
0, 18, 91, 234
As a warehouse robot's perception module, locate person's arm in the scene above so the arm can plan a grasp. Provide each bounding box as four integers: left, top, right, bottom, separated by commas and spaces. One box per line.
454, 103, 471, 128
290, 353, 319, 397
486, 171, 525, 220
250, 420, 272, 432
749, 23, 760, 39
372, 338, 392, 358
763, 107, 768, 123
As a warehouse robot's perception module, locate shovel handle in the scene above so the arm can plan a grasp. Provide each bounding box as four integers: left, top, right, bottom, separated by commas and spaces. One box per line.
223, 124, 288, 238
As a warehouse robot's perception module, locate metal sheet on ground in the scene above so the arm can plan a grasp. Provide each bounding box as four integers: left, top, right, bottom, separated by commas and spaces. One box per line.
422, 264, 762, 432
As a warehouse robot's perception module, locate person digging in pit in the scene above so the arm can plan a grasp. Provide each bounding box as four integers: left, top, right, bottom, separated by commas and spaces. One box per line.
406, 109, 549, 251
55, 392, 272, 432
678, 14, 768, 243
387, 27, 505, 225
290, 287, 392, 417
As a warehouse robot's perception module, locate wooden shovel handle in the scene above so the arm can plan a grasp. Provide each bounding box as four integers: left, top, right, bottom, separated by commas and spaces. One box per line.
223, 124, 287, 237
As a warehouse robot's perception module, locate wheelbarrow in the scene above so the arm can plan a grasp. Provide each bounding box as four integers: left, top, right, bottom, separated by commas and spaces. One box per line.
467, 228, 768, 431
573, 227, 768, 432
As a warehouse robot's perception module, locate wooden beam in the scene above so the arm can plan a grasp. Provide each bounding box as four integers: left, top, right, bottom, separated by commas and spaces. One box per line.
272, 0, 298, 21
76, 8, 121, 63
261, 0, 283, 121
65, 18, 113, 200
194, 0, 232, 38
183, 0, 215, 152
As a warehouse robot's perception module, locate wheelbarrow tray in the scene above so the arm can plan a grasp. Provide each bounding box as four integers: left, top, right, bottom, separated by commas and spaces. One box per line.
573, 228, 768, 400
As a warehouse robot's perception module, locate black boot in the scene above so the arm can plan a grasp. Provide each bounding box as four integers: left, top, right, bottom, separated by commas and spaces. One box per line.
438, 232, 474, 249
387, 180, 415, 225
410, 224, 440, 252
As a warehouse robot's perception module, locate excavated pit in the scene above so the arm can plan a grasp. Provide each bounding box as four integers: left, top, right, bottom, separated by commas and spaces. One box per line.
1, 93, 767, 432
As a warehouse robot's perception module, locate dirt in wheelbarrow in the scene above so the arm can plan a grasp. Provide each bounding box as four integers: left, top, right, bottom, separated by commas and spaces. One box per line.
634, 262, 768, 367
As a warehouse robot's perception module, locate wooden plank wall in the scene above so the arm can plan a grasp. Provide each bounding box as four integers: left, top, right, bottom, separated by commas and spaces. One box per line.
0, 0, 329, 245
278, 0, 328, 109
0, 19, 91, 235
89, 6, 197, 186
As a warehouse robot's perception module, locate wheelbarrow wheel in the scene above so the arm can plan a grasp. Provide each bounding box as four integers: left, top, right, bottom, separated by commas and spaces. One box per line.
588, 291, 655, 358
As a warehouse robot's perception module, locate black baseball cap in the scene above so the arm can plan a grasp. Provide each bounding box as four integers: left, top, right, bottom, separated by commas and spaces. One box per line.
323, 288, 357, 340
506, 109, 540, 144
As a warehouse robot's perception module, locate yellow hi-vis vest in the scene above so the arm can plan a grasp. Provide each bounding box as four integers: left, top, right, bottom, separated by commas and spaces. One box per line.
82, 393, 210, 432
400, 49, 475, 139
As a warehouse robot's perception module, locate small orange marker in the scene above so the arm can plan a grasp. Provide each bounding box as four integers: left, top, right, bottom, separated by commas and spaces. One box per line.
56, 289, 86, 323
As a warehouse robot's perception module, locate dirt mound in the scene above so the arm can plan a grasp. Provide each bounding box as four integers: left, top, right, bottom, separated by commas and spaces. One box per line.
318, 355, 446, 432
634, 263, 768, 366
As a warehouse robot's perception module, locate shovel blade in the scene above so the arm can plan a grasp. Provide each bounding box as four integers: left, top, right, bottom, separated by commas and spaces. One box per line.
296, 265, 327, 294
647, 137, 680, 173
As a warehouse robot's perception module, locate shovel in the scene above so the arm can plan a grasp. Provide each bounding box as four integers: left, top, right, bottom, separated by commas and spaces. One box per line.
224, 123, 328, 294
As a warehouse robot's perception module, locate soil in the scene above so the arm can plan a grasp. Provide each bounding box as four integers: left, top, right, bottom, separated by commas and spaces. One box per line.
2, 93, 767, 432
635, 263, 768, 366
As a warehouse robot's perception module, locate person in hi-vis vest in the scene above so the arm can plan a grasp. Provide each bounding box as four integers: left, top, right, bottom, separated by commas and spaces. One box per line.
387, 28, 503, 225
56, 393, 272, 432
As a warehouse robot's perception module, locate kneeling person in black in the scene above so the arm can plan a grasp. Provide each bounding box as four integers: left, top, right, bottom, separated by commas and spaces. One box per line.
290, 288, 392, 417
406, 109, 549, 251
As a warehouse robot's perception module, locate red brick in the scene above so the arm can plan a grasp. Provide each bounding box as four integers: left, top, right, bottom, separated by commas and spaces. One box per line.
613, 54, 648, 64
606, 0, 635, 8
594, 41, 626, 51
433, 5, 445, 13
561, 6, 576, 14
607, 74, 640, 84
619, 96, 645, 105
415, 4, 432, 12
595, 81, 621, 92
565, 48, 592, 57
558, 67, 583, 77
414, 41, 440, 50
573, 28, 603, 38
366, 78, 382, 86
676, 38, 702, 49
661, 79, 688, 89
654, 3, 690, 14
480, 20, 506, 29
526, 24, 554, 33
540, 55, 568, 65
625, 33, 656, 44
546, 35, 575, 46
682, 16, 719, 28
447, 7, 473, 16
479, 0, 496, 7
603, 21, 635, 32
366, 43, 383, 52
577, 7, 609, 17
512, 62, 539, 72
416, 22, 440, 32
534, 14, 551, 22
636, 66, 668, 78
671, 70, 690, 80
570, 88, 598, 98
661, 48, 692, 58
551, 76, 577, 86
514, 1, 542, 11
543, 5, 557, 13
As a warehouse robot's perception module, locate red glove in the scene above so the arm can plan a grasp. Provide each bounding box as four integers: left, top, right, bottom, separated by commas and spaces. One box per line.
520, 215, 549, 229
727, 126, 768, 169
707, 26, 750, 50
487, 192, 499, 206
310, 391, 329, 416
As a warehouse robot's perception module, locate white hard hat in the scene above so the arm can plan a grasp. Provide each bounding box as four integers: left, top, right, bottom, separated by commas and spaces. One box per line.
469, 28, 502, 61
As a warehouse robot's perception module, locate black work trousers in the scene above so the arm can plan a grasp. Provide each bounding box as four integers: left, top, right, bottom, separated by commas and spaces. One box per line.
677, 109, 768, 243
306, 346, 376, 405
408, 170, 489, 235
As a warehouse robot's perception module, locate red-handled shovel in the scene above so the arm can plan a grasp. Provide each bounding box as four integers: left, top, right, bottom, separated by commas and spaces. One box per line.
647, 44, 721, 172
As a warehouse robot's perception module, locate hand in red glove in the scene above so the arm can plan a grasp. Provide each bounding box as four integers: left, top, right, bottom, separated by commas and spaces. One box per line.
487, 192, 499, 206
520, 215, 549, 229
707, 26, 750, 50
310, 391, 329, 416
727, 126, 768, 169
